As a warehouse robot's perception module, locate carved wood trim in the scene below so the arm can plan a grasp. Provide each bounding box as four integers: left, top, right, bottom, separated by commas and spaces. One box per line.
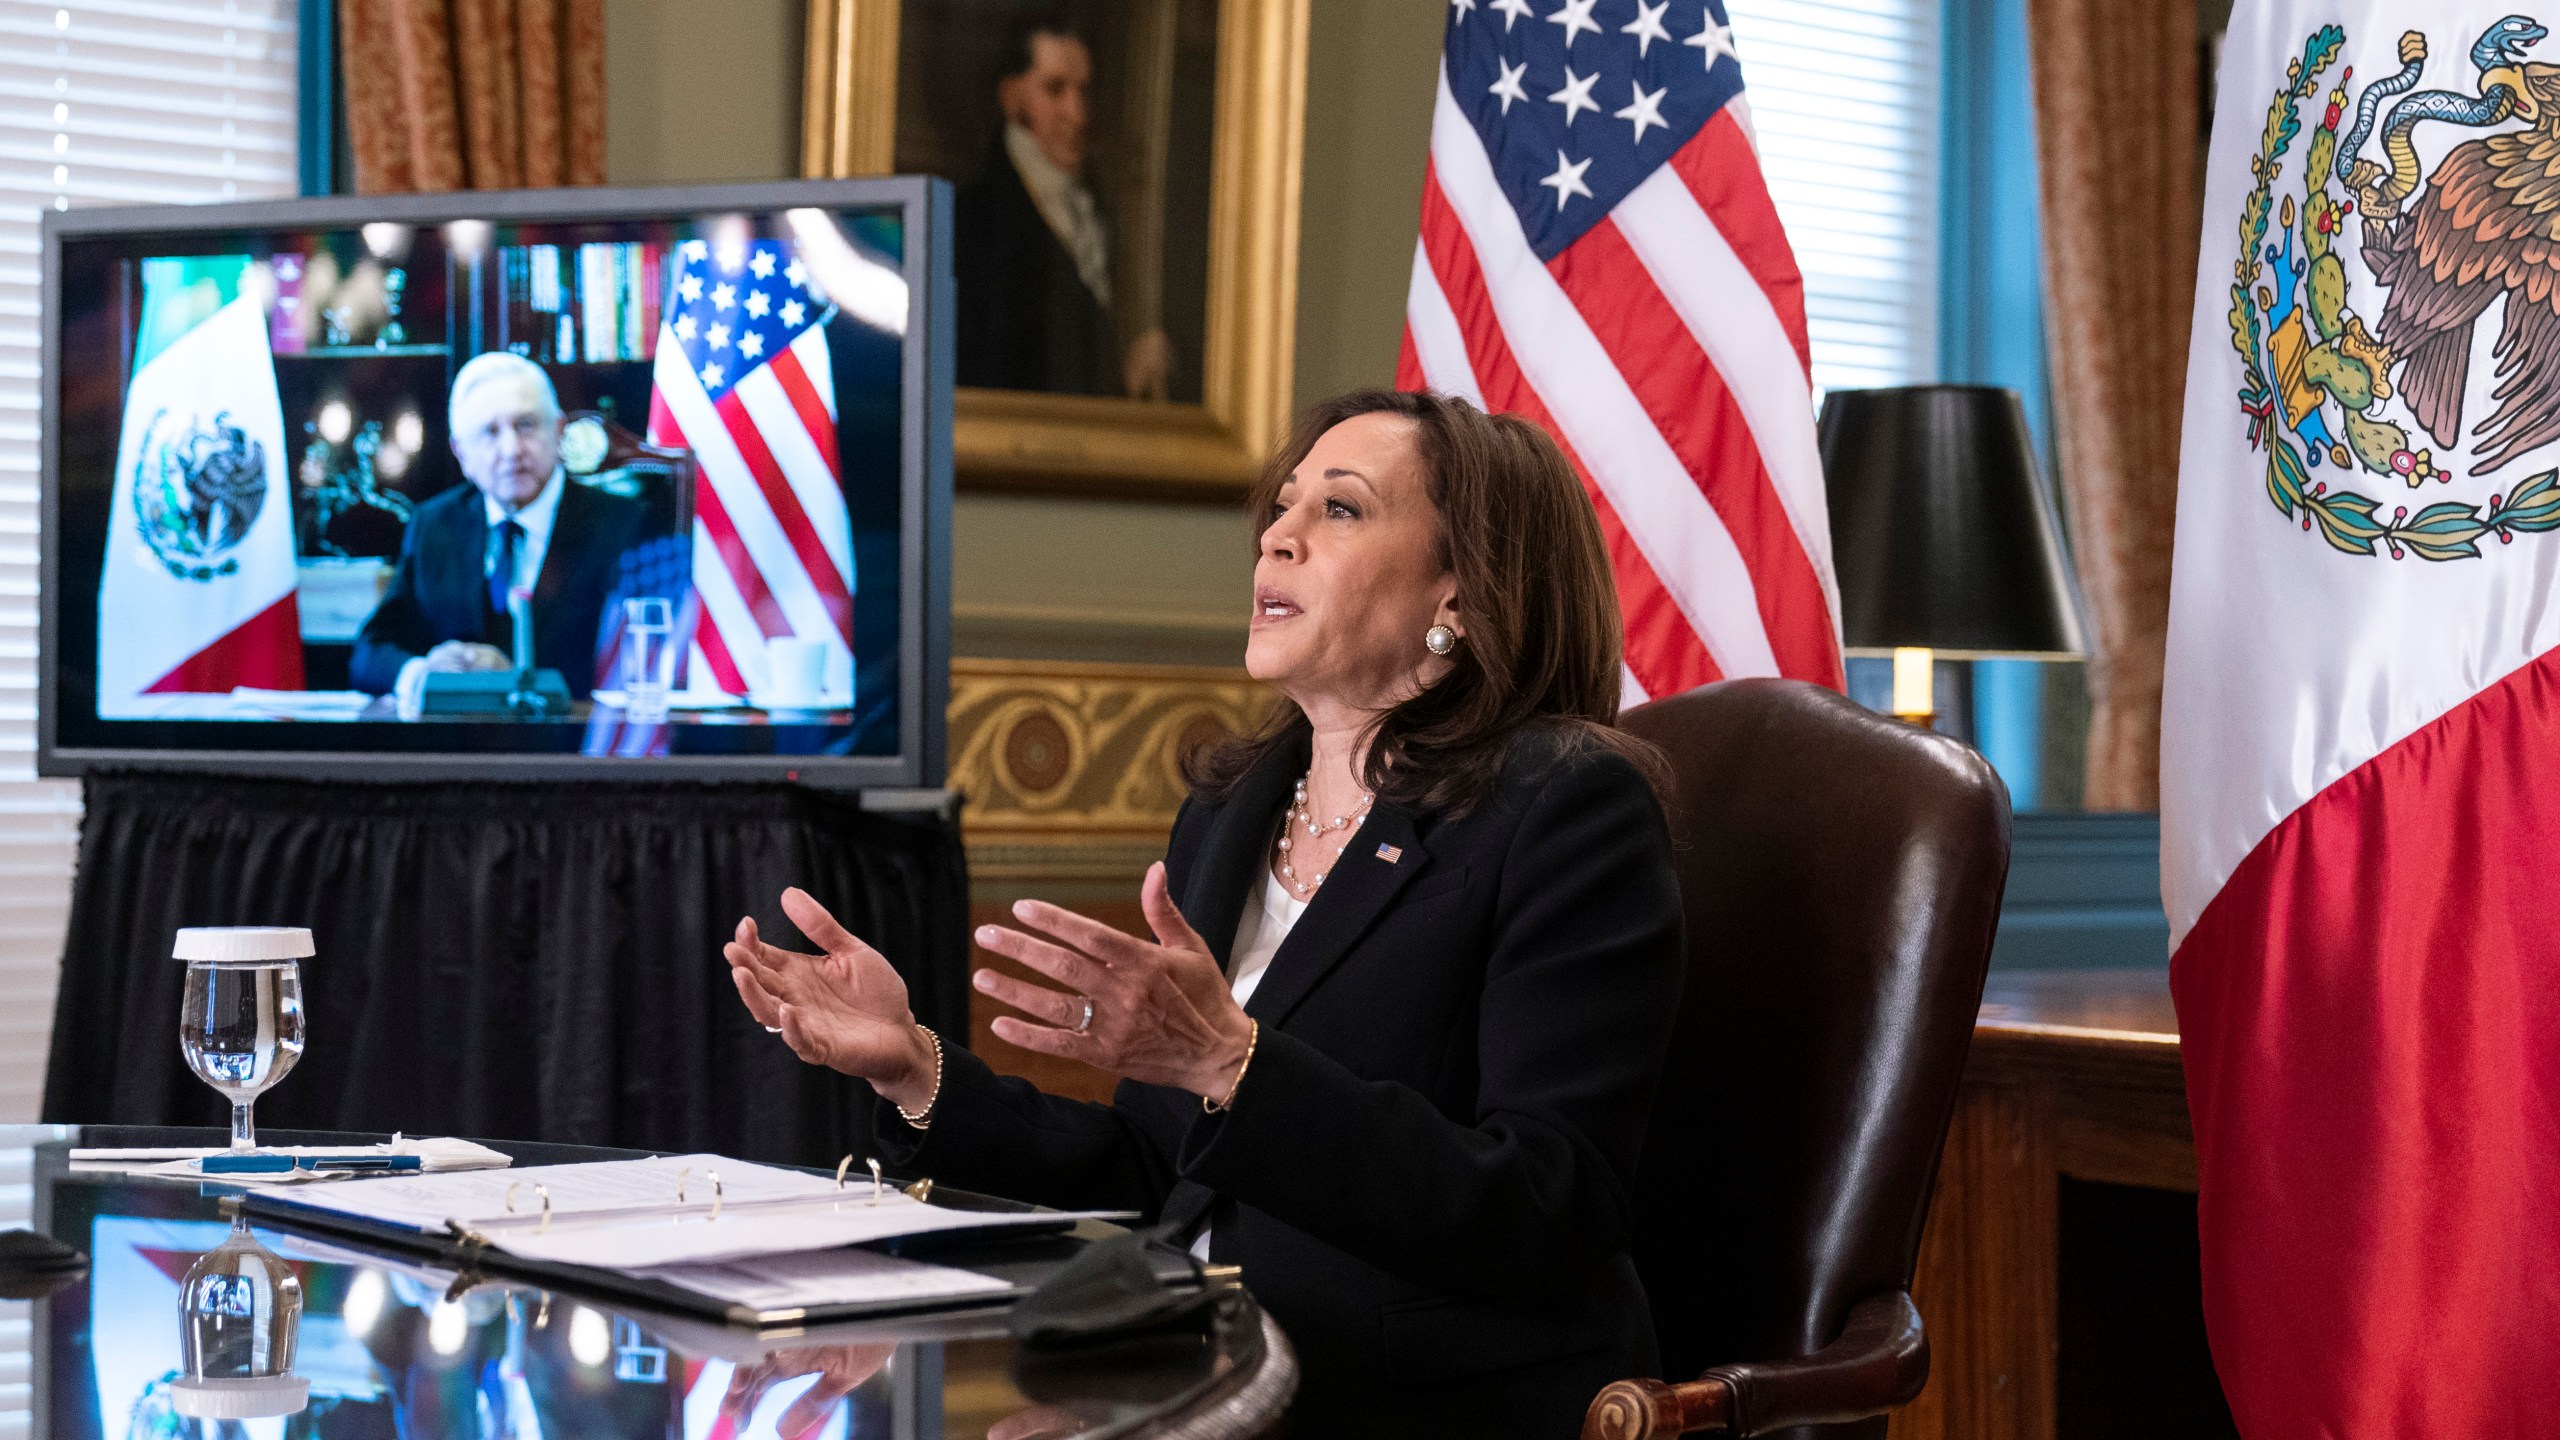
949, 657, 1275, 872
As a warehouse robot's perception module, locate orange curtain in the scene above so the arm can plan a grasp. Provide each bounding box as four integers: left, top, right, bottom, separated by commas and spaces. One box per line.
338, 0, 605, 193
2026, 0, 2198, 809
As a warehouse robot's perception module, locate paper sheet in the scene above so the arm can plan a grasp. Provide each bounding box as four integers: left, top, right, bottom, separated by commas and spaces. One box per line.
642, 1249, 1011, 1312
274, 1154, 836, 1230
265, 1153, 1123, 1268
488, 1198, 1111, 1269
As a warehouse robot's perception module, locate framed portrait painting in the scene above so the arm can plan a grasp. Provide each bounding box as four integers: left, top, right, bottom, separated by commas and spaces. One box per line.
804, 0, 1308, 497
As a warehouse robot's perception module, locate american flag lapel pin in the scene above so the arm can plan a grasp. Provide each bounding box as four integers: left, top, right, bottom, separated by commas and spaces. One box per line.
1375, 843, 1403, 864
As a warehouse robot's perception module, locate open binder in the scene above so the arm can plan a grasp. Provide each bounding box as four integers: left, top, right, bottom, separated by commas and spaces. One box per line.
235, 1153, 1162, 1329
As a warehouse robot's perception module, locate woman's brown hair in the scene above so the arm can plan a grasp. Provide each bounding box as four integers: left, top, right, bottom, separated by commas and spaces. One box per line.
1186, 389, 1667, 816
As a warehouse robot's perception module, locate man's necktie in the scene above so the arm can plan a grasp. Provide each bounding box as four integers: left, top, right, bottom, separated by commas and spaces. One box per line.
488, 519, 524, 618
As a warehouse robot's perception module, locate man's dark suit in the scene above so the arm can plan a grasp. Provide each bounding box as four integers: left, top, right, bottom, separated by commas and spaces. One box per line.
953, 140, 1119, 395
874, 725, 1687, 1438
349, 479, 645, 699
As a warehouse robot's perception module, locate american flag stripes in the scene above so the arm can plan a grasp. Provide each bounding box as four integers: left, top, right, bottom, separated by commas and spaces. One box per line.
645, 237, 855, 698
1400, 0, 1842, 700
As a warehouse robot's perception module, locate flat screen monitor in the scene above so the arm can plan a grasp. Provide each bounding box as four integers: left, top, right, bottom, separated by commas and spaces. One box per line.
39, 179, 952, 786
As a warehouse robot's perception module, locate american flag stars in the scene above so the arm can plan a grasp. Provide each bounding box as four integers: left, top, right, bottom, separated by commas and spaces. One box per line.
1615, 80, 1669, 143
1685, 11, 1740, 69
646, 231, 856, 700
1622, 0, 1673, 55
1537, 150, 1595, 209
1449, 0, 1752, 257
1547, 0, 1603, 46
661, 236, 833, 404
1549, 65, 1601, 125
1408, 0, 1841, 704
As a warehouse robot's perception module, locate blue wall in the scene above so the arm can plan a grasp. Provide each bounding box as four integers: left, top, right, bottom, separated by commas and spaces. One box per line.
1939, 0, 2050, 446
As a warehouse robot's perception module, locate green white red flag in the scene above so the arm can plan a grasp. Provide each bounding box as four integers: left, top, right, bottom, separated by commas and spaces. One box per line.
2165, 3, 2560, 1430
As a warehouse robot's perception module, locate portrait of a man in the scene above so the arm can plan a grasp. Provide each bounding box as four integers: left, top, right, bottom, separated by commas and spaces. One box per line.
349, 352, 645, 703
897, 0, 1217, 404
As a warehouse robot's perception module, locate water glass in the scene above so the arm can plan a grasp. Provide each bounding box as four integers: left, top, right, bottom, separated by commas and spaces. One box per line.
173, 1213, 310, 1419
175, 927, 311, 1151
622, 597, 675, 724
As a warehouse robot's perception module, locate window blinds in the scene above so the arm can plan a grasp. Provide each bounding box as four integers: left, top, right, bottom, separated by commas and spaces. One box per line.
0, 0, 297, 1120
1726, 0, 1943, 392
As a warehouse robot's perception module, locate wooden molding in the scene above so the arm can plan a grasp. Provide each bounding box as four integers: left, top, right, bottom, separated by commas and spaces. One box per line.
800, 0, 900, 178
948, 657, 1276, 878
802, 0, 1308, 498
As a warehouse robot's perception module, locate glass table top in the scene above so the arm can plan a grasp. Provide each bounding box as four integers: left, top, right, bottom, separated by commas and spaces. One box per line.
1, 1129, 1288, 1440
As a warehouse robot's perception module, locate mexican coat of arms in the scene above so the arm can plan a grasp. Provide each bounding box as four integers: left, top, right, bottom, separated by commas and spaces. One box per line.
2233, 14, 2560, 558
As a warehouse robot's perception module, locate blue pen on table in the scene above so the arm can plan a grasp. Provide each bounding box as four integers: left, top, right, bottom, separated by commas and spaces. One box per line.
201, 1154, 424, 1175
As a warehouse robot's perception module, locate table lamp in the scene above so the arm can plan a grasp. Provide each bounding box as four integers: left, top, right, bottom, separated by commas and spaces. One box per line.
1818, 385, 2085, 725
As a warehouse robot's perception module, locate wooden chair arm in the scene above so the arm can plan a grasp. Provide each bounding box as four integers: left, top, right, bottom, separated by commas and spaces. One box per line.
1581, 1290, 1928, 1440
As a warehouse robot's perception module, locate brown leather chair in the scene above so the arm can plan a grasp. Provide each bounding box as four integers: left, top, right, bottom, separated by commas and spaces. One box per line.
1585, 678, 2011, 1440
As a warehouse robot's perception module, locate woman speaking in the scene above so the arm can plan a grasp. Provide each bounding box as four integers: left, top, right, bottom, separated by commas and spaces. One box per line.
728, 390, 1685, 1437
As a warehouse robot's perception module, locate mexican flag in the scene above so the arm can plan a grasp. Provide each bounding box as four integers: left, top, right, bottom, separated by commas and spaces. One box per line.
2165, 1, 2560, 1432
96, 258, 302, 713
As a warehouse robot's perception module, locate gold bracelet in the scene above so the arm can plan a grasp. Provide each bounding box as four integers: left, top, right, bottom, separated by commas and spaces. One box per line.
1202, 1020, 1259, 1114
895, 1024, 944, 1129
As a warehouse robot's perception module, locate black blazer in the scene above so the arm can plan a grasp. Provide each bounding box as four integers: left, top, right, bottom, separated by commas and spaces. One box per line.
876, 725, 1686, 1438
952, 139, 1119, 396
349, 479, 645, 699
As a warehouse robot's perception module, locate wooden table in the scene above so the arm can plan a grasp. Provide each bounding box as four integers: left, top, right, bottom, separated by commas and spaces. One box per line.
1889, 968, 2231, 1440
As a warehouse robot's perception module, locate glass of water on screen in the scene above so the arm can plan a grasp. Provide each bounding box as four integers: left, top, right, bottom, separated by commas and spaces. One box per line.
176, 927, 311, 1151
622, 597, 675, 724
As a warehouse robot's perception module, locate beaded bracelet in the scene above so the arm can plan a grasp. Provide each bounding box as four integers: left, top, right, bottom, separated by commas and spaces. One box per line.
1202, 1020, 1260, 1114
895, 1024, 944, 1129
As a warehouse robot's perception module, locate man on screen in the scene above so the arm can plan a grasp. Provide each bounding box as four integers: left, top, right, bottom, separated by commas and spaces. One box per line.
350, 353, 644, 707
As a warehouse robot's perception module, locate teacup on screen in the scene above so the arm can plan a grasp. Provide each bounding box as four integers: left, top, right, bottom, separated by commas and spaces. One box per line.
764, 636, 828, 706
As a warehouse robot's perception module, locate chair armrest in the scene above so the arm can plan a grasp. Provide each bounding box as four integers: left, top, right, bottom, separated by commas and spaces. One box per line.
1582, 1290, 1929, 1440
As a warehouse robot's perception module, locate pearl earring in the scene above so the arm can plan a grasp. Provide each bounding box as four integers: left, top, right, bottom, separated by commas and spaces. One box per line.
1424, 624, 1458, 656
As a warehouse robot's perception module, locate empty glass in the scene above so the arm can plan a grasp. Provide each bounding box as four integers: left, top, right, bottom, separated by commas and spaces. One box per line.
622, 597, 675, 723
176, 927, 311, 1151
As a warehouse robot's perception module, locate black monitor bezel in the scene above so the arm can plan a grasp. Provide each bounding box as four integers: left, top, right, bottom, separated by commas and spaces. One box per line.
37, 177, 952, 788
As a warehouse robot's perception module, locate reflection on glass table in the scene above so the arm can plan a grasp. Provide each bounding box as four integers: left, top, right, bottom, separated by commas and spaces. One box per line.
172, 1213, 307, 1421
22, 1133, 1291, 1440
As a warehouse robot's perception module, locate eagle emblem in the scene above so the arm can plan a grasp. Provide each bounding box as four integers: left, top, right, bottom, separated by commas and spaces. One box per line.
2230, 18, 2560, 558
130, 407, 269, 582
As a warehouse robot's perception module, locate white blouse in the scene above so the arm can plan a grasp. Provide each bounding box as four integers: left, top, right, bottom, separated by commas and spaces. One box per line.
1225, 865, 1307, 1009
1192, 862, 1306, 1261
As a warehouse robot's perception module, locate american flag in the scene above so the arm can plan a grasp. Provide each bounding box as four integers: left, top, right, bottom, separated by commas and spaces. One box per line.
1399, 0, 1842, 699
646, 236, 855, 697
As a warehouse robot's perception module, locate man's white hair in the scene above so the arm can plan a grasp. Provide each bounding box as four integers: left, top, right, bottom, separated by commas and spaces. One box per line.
447, 351, 561, 432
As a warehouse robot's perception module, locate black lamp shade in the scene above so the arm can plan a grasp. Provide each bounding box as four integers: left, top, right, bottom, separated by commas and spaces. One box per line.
1819, 384, 2085, 658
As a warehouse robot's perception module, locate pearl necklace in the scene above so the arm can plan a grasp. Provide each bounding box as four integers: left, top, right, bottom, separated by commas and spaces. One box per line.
1276, 773, 1374, 898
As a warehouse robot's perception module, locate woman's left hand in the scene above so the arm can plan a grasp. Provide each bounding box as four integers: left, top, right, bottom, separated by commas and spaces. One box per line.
718, 1343, 897, 1437
974, 861, 1256, 1100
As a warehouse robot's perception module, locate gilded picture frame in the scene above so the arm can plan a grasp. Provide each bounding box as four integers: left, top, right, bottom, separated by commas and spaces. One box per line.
802, 0, 1308, 498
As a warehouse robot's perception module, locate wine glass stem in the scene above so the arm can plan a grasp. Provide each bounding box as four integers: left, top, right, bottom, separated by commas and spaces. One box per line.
230, 1100, 255, 1151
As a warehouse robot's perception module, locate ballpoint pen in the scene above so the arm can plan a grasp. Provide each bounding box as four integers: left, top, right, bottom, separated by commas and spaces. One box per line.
201, 1154, 425, 1175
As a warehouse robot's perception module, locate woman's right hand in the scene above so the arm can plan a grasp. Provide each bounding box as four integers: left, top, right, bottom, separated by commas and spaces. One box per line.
727, 887, 939, 1113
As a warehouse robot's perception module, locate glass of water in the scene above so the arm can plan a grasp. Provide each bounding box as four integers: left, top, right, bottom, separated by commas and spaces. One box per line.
621, 597, 675, 724
173, 1212, 310, 1420
176, 927, 312, 1151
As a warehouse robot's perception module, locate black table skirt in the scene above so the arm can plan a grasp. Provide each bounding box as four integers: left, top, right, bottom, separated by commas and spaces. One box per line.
41, 770, 968, 1167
